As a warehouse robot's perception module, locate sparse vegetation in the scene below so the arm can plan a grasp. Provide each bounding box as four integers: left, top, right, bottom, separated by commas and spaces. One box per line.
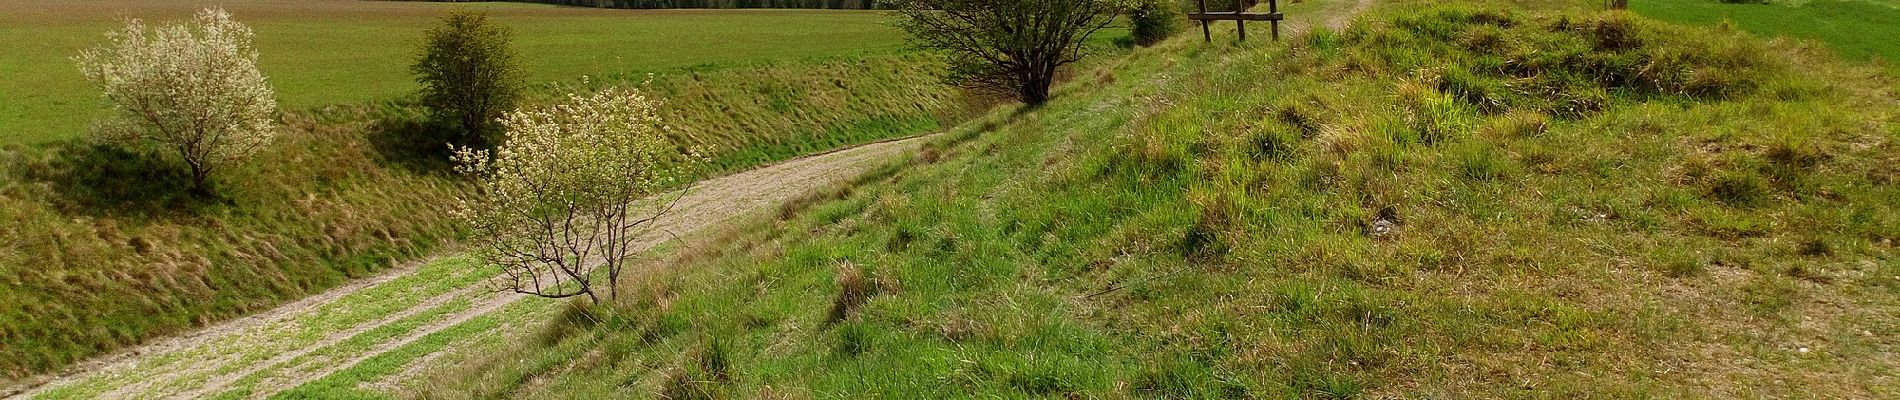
415, 3, 1899, 398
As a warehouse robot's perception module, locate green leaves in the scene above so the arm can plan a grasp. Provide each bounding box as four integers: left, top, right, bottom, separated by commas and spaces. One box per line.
413, 11, 524, 151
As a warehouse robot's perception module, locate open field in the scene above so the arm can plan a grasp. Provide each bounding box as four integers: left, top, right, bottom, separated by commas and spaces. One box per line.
408, 1, 1900, 397
1631, 0, 1900, 73
0, 0, 908, 144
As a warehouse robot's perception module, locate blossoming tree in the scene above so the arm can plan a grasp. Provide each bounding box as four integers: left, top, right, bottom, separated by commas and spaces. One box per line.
75, 8, 277, 194
454, 88, 699, 304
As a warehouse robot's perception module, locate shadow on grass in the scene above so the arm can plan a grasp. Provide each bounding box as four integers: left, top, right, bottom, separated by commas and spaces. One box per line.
366, 113, 460, 176
29, 143, 222, 219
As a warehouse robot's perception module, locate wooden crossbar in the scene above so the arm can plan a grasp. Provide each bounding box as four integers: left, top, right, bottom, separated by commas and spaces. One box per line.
1185, 12, 1284, 21
1194, 0, 1281, 42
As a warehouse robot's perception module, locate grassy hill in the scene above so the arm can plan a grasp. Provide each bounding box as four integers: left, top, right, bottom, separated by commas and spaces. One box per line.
0, 0, 908, 143
0, 53, 967, 381
410, 3, 1900, 398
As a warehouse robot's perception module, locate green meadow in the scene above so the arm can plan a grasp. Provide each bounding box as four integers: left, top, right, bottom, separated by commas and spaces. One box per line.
1631, 0, 1900, 72
0, 0, 908, 144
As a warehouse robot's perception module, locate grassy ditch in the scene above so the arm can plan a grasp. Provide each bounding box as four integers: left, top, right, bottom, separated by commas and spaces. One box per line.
0, 53, 967, 381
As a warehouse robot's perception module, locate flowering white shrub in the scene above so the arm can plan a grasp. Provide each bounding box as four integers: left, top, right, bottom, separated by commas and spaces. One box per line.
75, 8, 277, 193
454, 88, 699, 303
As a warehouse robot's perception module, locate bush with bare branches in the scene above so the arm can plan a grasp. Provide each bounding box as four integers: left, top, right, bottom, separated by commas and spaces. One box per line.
894, 0, 1123, 104
453, 88, 699, 304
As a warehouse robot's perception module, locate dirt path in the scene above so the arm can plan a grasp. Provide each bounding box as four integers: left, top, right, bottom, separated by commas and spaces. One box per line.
4, 134, 930, 400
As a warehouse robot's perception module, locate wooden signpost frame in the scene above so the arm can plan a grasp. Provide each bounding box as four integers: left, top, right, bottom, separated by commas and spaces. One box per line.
1188, 0, 1284, 42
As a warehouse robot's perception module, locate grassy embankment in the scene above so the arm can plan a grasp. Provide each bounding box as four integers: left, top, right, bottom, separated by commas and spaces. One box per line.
0, 16, 967, 385
1630, 0, 1900, 74
0, 0, 911, 144
414, 3, 1900, 399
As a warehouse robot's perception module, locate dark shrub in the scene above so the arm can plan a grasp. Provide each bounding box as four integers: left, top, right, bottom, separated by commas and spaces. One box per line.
412, 11, 524, 151
1129, 0, 1184, 47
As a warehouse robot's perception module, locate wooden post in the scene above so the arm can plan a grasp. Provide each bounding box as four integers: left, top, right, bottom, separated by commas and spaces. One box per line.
1269, 0, 1279, 41
1198, 0, 1212, 42
1188, 0, 1284, 42
1231, 7, 1246, 41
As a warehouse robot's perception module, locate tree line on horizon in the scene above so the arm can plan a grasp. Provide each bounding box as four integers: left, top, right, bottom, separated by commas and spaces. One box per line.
485, 0, 885, 10
405, 0, 1263, 12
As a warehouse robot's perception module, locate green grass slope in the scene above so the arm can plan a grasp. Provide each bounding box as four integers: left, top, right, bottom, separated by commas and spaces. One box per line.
0, 54, 961, 381
415, 5, 1900, 399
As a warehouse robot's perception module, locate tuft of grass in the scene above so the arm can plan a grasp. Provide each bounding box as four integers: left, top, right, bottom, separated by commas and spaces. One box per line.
1451, 142, 1514, 182
825, 261, 882, 323
1247, 124, 1303, 163
1650, 247, 1708, 278
1706, 170, 1772, 207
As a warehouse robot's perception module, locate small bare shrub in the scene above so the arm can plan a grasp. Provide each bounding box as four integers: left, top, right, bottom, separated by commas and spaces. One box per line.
454, 88, 699, 304
894, 0, 1122, 104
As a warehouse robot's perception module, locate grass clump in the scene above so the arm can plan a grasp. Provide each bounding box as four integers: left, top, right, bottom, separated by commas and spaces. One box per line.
825, 261, 888, 323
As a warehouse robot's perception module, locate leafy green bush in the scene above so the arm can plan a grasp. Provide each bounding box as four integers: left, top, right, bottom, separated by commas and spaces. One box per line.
1128, 0, 1184, 47
412, 10, 523, 151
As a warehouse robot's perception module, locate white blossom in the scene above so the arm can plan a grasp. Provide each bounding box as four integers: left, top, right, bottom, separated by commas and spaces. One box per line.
454, 88, 700, 303
75, 8, 278, 191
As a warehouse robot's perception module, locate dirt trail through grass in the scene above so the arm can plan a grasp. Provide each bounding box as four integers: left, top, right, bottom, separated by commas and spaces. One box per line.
2, 134, 930, 400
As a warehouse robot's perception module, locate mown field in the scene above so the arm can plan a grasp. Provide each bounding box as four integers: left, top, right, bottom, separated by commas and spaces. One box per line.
408, 0, 1900, 398
1631, 0, 1900, 73
0, 0, 908, 143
